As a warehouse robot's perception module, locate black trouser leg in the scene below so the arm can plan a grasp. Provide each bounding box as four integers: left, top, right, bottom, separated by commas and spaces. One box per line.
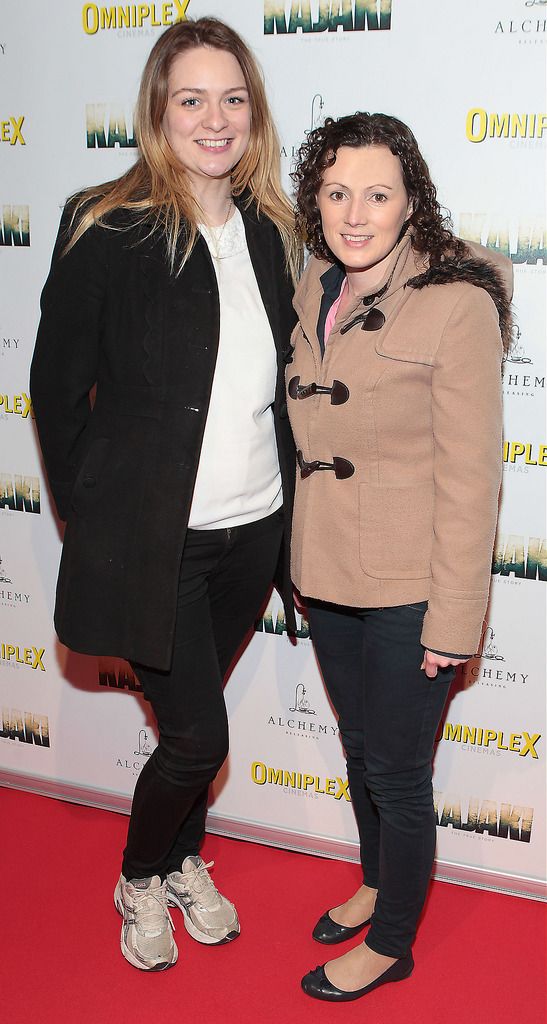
122, 511, 283, 881
307, 599, 453, 958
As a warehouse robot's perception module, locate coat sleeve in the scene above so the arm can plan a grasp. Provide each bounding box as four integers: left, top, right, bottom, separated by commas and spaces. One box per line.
30, 205, 108, 520
420, 286, 503, 656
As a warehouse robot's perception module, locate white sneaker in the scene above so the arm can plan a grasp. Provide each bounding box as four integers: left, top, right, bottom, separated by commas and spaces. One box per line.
166, 856, 240, 945
114, 874, 178, 971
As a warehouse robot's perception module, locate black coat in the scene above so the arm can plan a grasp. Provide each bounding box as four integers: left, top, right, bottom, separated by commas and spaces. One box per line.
31, 196, 297, 670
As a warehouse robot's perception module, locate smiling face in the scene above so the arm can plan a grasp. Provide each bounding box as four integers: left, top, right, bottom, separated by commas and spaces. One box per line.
162, 45, 251, 193
317, 144, 413, 288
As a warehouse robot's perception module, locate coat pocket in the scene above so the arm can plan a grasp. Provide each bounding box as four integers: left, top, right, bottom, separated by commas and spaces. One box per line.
359, 482, 433, 579
70, 436, 112, 515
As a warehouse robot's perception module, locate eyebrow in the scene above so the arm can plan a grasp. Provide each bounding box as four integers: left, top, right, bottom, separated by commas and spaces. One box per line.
171, 85, 249, 98
322, 181, 394, 190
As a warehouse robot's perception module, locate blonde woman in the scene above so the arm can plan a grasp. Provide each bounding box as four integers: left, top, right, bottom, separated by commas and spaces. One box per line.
31, 18, 299, 972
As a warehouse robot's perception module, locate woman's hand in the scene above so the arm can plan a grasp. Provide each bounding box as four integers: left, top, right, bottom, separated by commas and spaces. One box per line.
420, 650, 469, 679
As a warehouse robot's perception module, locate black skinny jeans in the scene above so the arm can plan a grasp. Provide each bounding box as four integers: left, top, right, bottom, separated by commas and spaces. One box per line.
306, 599, 453, 959
122, 509, 284, 882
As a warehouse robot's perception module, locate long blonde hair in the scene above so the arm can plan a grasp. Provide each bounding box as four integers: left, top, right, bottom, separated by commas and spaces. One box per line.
66, 18, 301, 281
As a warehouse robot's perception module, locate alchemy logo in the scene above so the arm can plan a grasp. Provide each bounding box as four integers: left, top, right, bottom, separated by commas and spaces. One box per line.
494, 4, 546, 40
0, 475, 40, 513
252, 760, 350, 800
82, 2, 190, 34
0, 393, 33, 419
115, 727, 156, 775
0, 206, 30, 247
264, 0, 392, 34
86, 104, 137, 148
466, 109, 547, 142
492, 534, 547, 580
0, 708, 50, 746
434, 792, 533, 842
463, 624, 530, 691
1, 338, 20, 358
0, 116, 25, 145
458, 214, 546, 265
0, 556, 31, 610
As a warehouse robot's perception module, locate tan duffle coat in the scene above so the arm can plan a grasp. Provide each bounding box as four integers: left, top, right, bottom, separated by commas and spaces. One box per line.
287, 233, 512, 656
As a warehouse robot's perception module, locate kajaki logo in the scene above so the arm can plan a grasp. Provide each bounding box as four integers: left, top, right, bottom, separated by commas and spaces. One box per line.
264, 0, 392, 34
491, 534, 547, 581
0, 206, 30, 247
251, 760, 350, 802
0, 474, 40, 514
82, 1, 190, 35
434, 792, 533, 842
466, 109, 547, 142
98, 659, 143, 692
255, 593, 311, 640
86, 104, 136, 149
0, 707, 50, 747
0, 116, 25, 146
458, 214, 546, 265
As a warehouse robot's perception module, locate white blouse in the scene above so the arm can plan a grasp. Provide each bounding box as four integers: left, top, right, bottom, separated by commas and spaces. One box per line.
188, 207, 283, 530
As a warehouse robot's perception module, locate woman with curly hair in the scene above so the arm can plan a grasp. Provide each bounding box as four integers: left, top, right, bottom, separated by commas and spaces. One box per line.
288, 112, 512, 1001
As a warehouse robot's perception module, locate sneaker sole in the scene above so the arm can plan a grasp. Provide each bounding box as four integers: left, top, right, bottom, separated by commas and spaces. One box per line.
114, 887, 178, 971
166, 893, 240, 946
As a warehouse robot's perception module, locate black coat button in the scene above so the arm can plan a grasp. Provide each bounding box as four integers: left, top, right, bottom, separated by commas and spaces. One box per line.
82, 476, 96, 488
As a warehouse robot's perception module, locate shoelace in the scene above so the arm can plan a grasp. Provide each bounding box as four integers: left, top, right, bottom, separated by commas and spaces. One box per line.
179, 860, 221, 909
130, 882, 176, 936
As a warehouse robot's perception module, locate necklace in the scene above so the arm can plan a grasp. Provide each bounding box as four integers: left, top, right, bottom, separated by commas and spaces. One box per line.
202, 197, 234, 261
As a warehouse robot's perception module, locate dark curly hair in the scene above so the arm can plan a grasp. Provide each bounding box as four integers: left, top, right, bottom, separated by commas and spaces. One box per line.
292, 111, 466, 269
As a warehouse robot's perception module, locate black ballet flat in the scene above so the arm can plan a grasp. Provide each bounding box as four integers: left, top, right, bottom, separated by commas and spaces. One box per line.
301, 950, 414, 1002
312, 911, 370, 944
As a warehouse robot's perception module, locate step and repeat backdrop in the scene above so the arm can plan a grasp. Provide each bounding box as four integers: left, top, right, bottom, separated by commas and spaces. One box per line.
0, 0, 545, 899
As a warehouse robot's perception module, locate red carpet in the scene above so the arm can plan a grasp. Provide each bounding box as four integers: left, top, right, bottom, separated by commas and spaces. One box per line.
2, 787, 545, 1024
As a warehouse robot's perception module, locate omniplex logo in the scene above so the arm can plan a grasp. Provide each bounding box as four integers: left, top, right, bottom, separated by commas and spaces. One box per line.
0, 206, 30, 247
1, 644, 45, 671
264, 0, 392, 34
0, 394, 33, 419
1, 117, 25, 145
466, 109, 547, 142
439, 722, 541, 758
503, 441, 547, 467
82, 2, 190, 34
86, 104, 136, 148
251, 761, 350, 799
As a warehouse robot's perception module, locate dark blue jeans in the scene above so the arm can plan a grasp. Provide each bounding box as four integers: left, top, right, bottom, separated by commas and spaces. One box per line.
306, 599, 453, 958
122, 509, 284, 881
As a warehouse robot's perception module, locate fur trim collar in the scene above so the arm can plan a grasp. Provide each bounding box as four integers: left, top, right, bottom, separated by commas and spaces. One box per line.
408, 252, 513, 351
